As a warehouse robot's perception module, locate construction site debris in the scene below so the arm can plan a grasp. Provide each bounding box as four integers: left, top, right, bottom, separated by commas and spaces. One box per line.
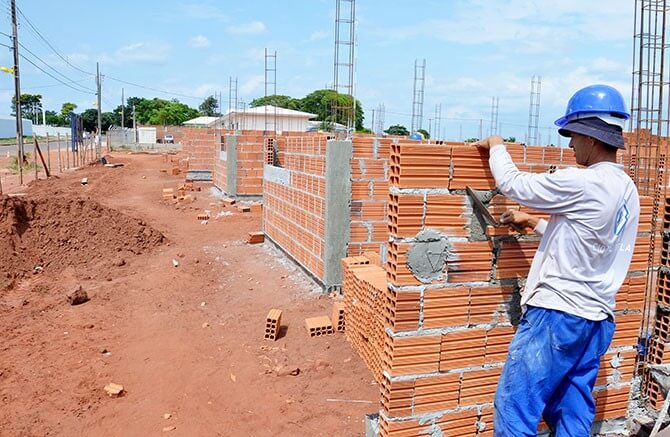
66, 285, 89, 305
171, 167, 180, 176
196, 213, 210, 221
332, 301, 345, 332
162, 188, 175, 200
104, 383, 124, 397
265, 308, 282, 340
222, 197, 236, 206
163, 413, 171, 420
162, 426, 176, 432
80, 178, 88, 186
248, 232, 265, 245
237, 205, 251, 213
172, 259, 179, 268
276, 367, 300, 377
305, 316, 334, 337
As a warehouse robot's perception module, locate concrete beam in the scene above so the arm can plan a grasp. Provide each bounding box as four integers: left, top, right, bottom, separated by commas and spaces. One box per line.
323, 139, 353, 290
226, 135, 238, 196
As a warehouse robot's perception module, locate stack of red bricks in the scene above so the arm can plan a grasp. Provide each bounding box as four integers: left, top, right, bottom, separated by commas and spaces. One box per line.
342, 255, 387, 383
263, 136, 329, 280
369, 141, 653, 436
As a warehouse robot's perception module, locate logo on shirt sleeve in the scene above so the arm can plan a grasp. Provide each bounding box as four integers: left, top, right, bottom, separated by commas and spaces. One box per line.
614, 203, 630, 236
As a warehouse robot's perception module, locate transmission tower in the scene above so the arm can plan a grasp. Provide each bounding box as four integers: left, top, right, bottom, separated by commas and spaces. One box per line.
333, 0, 356, 134
411, 59, 426, 133
490, 97, 499, 136
374, 103, 385, 136
264, 48, 277, 133
434, 104, 442, 140
526, 75, 541, 145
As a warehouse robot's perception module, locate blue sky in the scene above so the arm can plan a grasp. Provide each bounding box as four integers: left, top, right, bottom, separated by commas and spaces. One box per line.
0, 0, 633, 143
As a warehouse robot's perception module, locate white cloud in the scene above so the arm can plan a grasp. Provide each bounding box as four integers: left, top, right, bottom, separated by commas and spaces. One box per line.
308, 30, 329, 42
227, 21, 266, 35
240, 75, 264, 95
190, 35, 210, 48
99, 42, 171, 65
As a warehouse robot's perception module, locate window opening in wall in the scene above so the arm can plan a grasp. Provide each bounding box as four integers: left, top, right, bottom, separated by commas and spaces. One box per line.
220, 136, 226, 152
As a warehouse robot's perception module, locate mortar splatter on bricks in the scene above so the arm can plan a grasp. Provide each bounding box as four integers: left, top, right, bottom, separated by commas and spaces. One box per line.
0, 1, 668, 437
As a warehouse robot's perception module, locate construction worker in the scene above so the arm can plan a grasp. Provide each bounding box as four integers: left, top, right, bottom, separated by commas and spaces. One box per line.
472, 84, 640, 436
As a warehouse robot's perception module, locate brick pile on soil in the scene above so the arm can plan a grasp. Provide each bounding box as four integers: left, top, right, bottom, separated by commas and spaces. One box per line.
0, 195, 165, 289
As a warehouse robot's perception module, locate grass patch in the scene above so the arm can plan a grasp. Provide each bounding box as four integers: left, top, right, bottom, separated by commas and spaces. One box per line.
7, 153, 43, 174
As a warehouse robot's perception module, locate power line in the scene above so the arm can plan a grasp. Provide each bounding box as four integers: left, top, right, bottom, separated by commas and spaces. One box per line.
0, 78, 90, 91
19, 53, 94, 95
16, 5, 95, 76
104, 75, 202, 101
18, 41, 94, 93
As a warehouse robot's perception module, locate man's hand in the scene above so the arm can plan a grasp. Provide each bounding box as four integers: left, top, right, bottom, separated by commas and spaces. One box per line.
471, 135, 504, 150
500, 210, 538, 234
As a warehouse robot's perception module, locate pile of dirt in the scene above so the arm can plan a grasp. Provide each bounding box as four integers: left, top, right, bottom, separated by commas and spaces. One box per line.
0, 195, 165, 289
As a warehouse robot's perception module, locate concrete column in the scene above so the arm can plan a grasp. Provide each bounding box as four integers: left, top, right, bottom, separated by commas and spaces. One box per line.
226, 135, 238, 196
323, 139, 353, 290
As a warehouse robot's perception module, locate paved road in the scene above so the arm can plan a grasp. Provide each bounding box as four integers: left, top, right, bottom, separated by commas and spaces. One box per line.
0, 140, 93, 156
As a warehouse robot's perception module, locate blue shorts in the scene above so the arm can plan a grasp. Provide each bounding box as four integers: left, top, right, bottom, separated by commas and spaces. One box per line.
494, 306, 615, 437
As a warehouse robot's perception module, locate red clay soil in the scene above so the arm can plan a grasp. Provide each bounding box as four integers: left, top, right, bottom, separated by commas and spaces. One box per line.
0, 194, 164, 290
0, 151, 378, 436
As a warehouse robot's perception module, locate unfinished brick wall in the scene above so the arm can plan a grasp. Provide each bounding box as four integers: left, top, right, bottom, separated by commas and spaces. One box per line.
264, 136, 328, 280
235, 135, 266, 196
349, 136, 392, 258
341, 141, 651, 436
179, 127, 218, 172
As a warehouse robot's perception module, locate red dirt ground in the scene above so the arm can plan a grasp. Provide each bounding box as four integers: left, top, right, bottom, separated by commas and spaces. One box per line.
0, 150, 378, 436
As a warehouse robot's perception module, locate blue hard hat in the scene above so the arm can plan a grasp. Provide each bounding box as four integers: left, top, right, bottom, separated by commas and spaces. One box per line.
409, 132, 424, 140
554, 84, 630, 127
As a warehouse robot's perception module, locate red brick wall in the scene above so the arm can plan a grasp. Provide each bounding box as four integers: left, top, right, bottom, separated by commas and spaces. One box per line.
178, 127, 218, 172
235, 135, 265, 196
349, 136, 392, 257
213, 144, 227, 193
341, 141, 649, 436
263, 136, 328, 280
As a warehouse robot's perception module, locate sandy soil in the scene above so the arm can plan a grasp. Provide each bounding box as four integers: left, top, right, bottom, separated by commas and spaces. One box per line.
0, 151, 378, 436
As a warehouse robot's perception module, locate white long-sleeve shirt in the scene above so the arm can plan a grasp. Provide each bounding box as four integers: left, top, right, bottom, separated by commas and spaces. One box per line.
489, 144, 640, 321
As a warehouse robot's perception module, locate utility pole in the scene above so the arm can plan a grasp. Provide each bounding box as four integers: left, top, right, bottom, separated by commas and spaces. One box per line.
132, 104, 137, 143
11, 0, 24, 185
121, 87, 125, 129
96, 62, 102, 158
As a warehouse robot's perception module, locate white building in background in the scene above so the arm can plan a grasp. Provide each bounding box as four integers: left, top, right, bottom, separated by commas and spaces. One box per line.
182, 116, 220, 127
0, 115, 32, 138
218, 105, 317, 132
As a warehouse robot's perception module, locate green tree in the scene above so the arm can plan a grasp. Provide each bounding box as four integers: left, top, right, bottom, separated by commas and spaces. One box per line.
149, 100, 199, 125
384, 124, 409, 136
81, 108, 98, 132
199, 95, 219, 116
299, 89, 364, 130
503, 136, 516, 143
417, 129, 430, 139
60, 102, 77, 120
250, 94, 301, 110
44, 110, 64, 126
11, 93, 42, 121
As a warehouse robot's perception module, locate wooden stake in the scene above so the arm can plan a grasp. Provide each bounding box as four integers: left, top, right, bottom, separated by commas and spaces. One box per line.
57, 133, 62, 172
33, 136, 50, 178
